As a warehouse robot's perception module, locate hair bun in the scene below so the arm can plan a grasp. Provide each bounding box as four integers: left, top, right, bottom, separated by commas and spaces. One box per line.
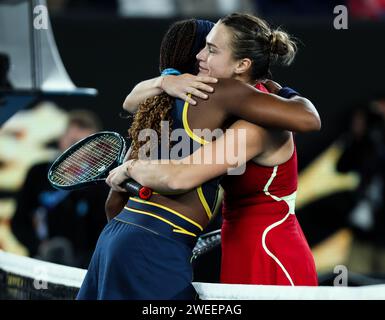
269, 29, 297, 66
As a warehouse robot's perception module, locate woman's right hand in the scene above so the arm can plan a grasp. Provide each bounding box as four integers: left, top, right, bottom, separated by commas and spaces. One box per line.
261, 79, 282, 94
161, 73, 218, 105
106, 163, 131, 193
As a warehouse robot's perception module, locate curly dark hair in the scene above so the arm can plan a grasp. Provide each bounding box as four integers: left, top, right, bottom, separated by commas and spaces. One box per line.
128, 19, 198, 159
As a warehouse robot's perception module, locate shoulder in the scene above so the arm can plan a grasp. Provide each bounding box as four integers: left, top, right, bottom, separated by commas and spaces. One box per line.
214, 78, 249, 91
213, 78, 264, 99
205, 79, 255, 105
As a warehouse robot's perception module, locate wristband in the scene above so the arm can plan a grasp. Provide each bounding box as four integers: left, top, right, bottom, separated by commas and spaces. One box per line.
161, 68, 181, 76
278, 86, 300, 98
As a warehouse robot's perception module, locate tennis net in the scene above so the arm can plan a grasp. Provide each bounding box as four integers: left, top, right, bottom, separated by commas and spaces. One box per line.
0, 250, 86, 300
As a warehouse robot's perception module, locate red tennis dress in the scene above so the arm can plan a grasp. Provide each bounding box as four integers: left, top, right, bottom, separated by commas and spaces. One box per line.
220, 116, 318, 286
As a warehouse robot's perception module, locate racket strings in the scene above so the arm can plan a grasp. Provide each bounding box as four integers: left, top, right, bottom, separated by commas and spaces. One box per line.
53, 147, 114, 184
50, 134, 122, 186
53, 138, 118, 184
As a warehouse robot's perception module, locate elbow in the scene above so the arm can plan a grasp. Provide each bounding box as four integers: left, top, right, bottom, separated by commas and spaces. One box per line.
166, 180, 186, 192
122, 99, 133, 114
166, 177, 190, 193
105, 200, 116, 222
292, 98, 321, 132
311, 113, 322, 131
122, 99, 128, 111
122, 96, 137, 114
104, 190, 127, 222
315, 116, 322, 131
104, 203, 113, 222
296, 104, 322, 133
302, 113, 321, 132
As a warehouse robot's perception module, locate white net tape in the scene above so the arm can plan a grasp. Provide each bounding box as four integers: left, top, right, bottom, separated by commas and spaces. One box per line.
3, 250, 385, 300
0, 250, 86, 289
193, 282, 385, 300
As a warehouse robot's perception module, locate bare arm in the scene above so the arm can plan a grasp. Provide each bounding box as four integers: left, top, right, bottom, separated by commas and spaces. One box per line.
206, 78, 321, 133
123, 77, 163, 113
104, 147, 132, 221
123, 74, 218, 113
106, 120, 266, 193
105, 189, 129, 221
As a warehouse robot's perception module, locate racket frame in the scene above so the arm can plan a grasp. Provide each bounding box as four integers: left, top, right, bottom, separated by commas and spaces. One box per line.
48, 131, 126, 190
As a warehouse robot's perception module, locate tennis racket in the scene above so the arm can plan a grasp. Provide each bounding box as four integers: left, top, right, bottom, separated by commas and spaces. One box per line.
48, 131, 152, 200
192, 229, 221, 261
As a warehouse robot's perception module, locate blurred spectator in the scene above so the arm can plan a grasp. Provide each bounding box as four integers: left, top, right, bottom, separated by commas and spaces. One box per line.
256, 0, 344, 17
47, 0, 257, 17
256, 0, 385, 20
337, 96, 385, 276
175, 0, 255, 17
11, 109, 109, 268
348, 0, 385, 20
118, 0, 255, 17
118, 0, 176, 17
0, 53, 12, 90
50, 0, 385, 19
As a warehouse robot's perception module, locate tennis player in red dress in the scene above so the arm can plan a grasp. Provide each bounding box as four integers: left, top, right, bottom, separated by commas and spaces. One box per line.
219, 84, 317, 286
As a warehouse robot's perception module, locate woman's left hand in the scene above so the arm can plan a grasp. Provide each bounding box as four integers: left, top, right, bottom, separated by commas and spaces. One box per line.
106, 163, 130, 192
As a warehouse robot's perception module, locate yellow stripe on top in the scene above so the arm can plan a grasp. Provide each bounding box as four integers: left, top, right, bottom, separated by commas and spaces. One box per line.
129, 197, 203, 231
182, 97, 209, 145
182, 97, 216, 221
151, 190, 182, 196
124, 206, 197, 237
196, 186, 212, 219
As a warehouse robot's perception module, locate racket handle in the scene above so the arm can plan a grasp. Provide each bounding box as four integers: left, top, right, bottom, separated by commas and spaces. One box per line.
124, 179, 152, 200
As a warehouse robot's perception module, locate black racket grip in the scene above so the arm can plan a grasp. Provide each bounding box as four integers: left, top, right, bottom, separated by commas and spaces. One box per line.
124, 179, 152, 200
